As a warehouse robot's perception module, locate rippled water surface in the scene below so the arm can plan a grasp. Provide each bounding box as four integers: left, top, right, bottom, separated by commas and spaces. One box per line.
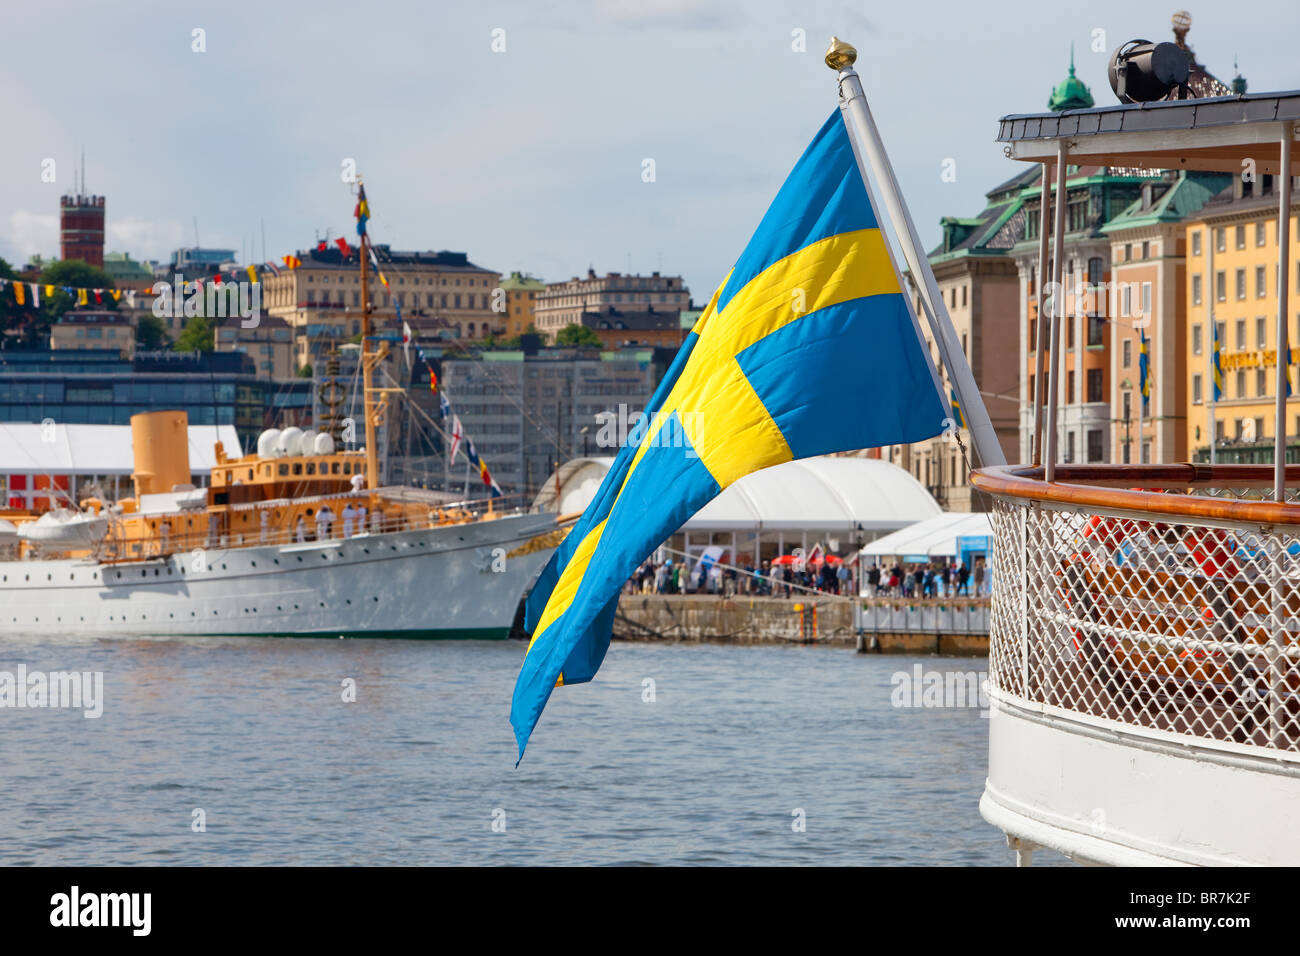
0, 636, 1057, 865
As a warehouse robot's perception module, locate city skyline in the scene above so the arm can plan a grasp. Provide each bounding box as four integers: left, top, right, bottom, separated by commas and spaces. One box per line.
1, 1, 1292, 299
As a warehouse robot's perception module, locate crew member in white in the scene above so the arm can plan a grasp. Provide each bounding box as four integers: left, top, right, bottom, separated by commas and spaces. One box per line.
341, 502, 356, 538
315, 505, 335, 541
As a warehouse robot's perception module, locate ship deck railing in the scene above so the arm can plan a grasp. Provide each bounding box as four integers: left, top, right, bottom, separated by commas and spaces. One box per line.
87, 488, 536, 564
972, 463, 1300, 760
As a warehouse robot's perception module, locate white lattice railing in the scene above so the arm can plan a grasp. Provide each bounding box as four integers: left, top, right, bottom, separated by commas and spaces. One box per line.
977, 464, 1300, 757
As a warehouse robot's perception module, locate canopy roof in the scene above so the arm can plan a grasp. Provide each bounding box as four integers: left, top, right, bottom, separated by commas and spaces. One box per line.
859, 511, 991, 558
0, 423, 241, 476
536, 455, 941, 533
997, 91, 1300, 175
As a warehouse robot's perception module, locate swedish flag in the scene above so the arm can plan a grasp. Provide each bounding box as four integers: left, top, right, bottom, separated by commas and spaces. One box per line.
1211, 321, 1224, 402
1138, 327, 1151, 415
950, 387, 966, 429
510, 111, 948, 761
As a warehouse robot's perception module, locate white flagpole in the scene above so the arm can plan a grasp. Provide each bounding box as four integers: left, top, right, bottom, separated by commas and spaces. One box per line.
826, 38, 1006, 468
1208, 236, 1217, 466
1273, 122, 1292, 502
1137, 338, 1145, 465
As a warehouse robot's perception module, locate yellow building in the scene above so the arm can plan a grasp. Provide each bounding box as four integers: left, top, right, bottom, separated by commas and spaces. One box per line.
50, 310, 135, 357
1185, 178, 1300, 462
499, 271, 545, 337
260, 245, 502, 369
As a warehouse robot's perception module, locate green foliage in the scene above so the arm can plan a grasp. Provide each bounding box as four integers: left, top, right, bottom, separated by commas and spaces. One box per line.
555, 323, 602, 347
297, 363, 313, 378
173, 315, 214, 352
135, 313, 170, 351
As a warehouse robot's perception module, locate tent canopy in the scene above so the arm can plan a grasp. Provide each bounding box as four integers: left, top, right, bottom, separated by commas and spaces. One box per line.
858, 511, 992, 559
534, 454, 940, 534
0, 423, 242, 476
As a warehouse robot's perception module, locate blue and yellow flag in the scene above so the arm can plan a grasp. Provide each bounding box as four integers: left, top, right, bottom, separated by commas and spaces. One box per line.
1138, 327, 1151, 415
949, 386, 966, 429
1211, 321, 1224, 402
510, 111, 948, 761
354, 184, 369, 237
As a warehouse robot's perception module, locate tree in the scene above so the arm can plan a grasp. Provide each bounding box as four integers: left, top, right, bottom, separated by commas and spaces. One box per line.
136, 313, 170, 351
555, 323, 602, 347
297, 363, 313, 378
173, 315, 214, 352
39, 260, 119, 320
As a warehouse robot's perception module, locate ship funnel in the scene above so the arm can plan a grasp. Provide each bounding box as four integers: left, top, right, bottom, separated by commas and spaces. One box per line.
131, 410, 191, 498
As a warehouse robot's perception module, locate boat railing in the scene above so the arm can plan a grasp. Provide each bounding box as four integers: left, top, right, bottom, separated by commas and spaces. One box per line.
90, 489, 536, 564
972, 463, 1300, 760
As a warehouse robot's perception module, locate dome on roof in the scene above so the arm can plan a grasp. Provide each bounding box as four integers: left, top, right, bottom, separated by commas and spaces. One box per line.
1048, 51, 1094, 112
533, 455, 941, 533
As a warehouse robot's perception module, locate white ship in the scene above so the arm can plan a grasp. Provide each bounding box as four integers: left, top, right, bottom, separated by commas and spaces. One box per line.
975, 69, 1300, 863
0, 182, 566, 640
0, 410, 563, 639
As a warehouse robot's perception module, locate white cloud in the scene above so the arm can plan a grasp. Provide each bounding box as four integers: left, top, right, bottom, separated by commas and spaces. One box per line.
107, 217, 186, 260
5, 211, 58, 262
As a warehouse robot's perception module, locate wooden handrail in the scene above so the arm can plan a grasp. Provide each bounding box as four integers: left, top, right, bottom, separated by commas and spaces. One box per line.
971, 463, 1300, 527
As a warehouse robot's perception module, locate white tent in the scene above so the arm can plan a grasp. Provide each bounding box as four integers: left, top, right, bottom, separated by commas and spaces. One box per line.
533, 455, 940, 537
858, 511, 992, 559
0, 423, 241, 477
685, 456, 939, 533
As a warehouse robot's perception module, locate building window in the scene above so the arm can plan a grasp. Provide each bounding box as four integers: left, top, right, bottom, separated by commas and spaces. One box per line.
1256, 265, 1267, 298
1067, 370, 1076, 404
1124, 243, 1132, 261
1122, 284, 1133, 317
1257, 317, 1267, 349
1235, 319, 1246, 349
1086, 368, 1104, 403
1215, 227, 1225, 253
1216, 270, 1226, 302
1257, 368, 1268, 397
1192, 373, 1203, 404
1192, 323, 1203, 355
1236, 225, 1246, 249
1141, 240, 1150, 260
1236, 268, 1246, 300
1192, 274, 1202, 305
1087, 315, 1104, 347
1192, 230, 1202, 256
1086, 429, 1103, 463
1257, 221, 1267, 247
1122, 339, 1132, 368
1066, 431, 1076, 463
1236, 369, 1246, 397
1141, 282, 1152, 318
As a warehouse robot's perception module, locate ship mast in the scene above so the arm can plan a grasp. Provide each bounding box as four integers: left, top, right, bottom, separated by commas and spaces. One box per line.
357, 182, 382, 491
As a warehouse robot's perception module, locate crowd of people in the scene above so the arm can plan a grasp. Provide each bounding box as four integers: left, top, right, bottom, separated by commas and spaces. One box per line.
861, 558, 986, 598
626, 555, 855, 598
624, 554, 988, 599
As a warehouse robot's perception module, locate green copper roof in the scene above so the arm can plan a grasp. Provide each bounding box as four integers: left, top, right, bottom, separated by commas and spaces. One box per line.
1048, 49, 1094, 112
1099, 171, 1233, 233
498, 270, 546, 291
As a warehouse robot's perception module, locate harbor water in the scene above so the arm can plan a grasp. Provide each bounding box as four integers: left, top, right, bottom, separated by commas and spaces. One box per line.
0, 636, 1062, 865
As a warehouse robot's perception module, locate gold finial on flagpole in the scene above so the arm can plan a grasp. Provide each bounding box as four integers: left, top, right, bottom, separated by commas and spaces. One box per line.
824, 37, 857, 71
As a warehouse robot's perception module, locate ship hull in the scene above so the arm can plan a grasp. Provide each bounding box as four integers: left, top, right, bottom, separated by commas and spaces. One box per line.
0, 512, 559, 639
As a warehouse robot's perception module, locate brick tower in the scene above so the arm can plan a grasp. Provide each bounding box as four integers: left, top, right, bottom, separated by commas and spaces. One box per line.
60, 193, 105, 268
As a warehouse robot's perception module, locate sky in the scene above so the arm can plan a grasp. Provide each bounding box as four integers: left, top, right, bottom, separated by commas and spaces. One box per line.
1, 0, 1296, 301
